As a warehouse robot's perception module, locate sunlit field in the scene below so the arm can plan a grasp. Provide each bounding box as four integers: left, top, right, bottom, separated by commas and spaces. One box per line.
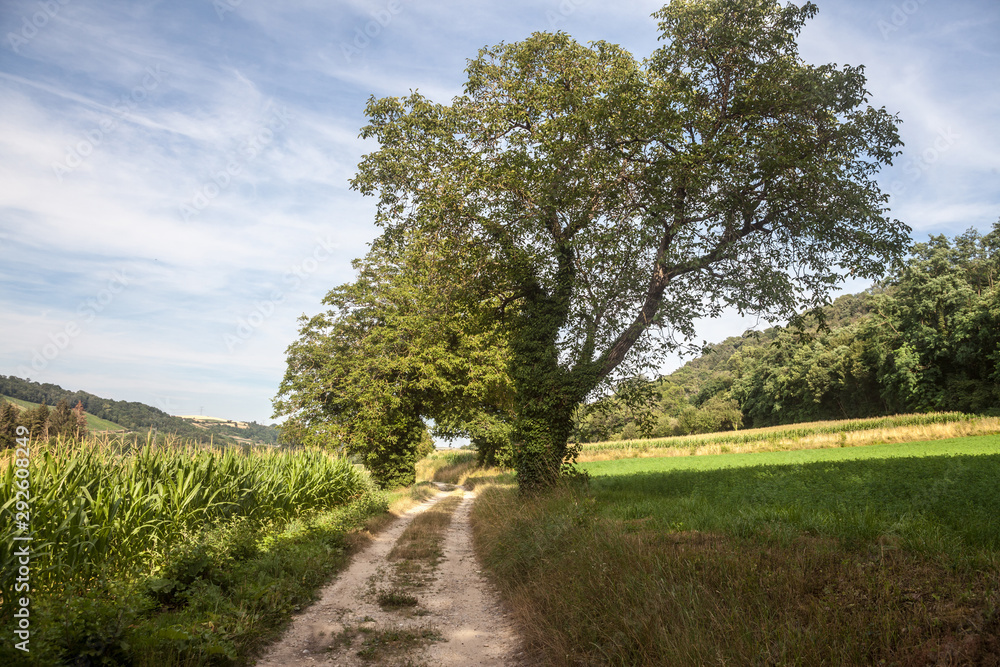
577, 412, 1000, 461
474, 434, 1000, 665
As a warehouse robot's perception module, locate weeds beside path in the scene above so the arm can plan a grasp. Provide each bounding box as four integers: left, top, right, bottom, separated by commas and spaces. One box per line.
254, 484, 522, 666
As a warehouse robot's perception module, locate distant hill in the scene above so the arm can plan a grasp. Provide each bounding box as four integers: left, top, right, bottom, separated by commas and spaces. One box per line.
1, 395, 125, 432
664, 291, 875, 405
177, 415, 282, 445
0, 376, 239, 443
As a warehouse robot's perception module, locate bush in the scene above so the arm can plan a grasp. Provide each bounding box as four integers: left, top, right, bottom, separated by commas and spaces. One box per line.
675, 396, 743, 435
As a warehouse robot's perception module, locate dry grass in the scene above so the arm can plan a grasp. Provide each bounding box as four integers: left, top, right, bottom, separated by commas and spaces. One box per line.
415, 450, 478, 485
432, 459, 478, 484
388, 494, 462, 564
349, 486, 447, 563
354, 457, 473, 559
329, 623, 442, 663
462, 466, 515, 490
363, 483, 439, 533
578, 415, 1000, 462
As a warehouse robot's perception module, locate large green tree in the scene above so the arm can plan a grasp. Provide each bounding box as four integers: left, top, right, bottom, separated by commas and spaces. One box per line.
348, 0, 909, 487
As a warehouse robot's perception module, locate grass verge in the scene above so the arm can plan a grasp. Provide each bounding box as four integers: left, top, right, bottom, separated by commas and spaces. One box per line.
369, 493, 464, 607
472, 436, 1000, 665
389, 494, 462, 564
362, 482, 441, 535
335, 492, 464, 661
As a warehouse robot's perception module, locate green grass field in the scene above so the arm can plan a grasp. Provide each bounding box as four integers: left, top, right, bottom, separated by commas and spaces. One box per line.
474, 433, 1000, 665
582, 434, 1000, 558
577, 412, 1000, 462
2, 394, 126, 431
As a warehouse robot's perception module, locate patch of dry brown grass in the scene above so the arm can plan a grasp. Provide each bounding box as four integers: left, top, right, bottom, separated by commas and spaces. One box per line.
415, 450, 478, 485
388, 494, 462, 564
359, 483, 441, 536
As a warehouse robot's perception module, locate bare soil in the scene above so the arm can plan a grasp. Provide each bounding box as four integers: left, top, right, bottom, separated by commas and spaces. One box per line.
254, 486, 523, 666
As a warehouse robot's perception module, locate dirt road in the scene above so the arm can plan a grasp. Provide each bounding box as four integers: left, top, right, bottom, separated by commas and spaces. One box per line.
255, 487, 523, 666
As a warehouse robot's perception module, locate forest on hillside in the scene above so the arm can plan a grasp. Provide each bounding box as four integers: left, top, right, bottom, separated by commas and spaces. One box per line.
0, 377, 277, 445
574, 223, 1000, 442
0, 376, 200, 436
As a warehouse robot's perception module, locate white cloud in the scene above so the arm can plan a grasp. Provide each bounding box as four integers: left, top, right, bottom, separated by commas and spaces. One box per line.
1, 0, 997, 422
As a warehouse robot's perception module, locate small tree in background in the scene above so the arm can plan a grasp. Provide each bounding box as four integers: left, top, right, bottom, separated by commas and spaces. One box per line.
0, 400, 19, 449
681, 395, 744, 434
22, 402, 49, 441
48, 399, 76, 440
73, 401, 89, 440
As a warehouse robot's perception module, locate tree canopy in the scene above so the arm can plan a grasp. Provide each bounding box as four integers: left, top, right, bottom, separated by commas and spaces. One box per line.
281, 0, 910, 488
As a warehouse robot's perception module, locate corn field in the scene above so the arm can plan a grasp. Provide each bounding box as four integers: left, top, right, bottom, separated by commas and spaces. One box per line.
0, 435, 374, 603
580, 411, 990, 454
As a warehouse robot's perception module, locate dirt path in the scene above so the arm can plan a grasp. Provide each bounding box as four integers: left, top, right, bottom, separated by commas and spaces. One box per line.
254, 487, 523, 666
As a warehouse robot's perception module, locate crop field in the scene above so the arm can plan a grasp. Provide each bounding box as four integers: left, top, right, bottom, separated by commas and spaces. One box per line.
584, 432, 1000, 474
474, 434, 1000, 665
577, 411, 1000, 462
0, 435, 388, 665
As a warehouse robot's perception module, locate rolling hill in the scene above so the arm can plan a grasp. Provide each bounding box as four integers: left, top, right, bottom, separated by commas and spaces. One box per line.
0, 376, 281, 444
1, 395, 125, 432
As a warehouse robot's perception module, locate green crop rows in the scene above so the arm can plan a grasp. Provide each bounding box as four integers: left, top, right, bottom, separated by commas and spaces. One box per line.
1, 441, 375, 597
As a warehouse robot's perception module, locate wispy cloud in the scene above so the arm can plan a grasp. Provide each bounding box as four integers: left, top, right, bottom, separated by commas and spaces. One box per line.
1, 0, 997, 421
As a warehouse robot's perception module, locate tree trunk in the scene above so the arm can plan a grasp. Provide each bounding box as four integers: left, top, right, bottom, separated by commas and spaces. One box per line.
509, 276, 594, 491
512, 396, 576, 491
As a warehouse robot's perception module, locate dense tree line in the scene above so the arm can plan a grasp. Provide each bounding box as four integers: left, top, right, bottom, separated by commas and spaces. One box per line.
575, 223, 1000, 440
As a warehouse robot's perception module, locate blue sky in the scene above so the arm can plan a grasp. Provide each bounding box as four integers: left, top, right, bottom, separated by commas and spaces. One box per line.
1, 0, 998, 425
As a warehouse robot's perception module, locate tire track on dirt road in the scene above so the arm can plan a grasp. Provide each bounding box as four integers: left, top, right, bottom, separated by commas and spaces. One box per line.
254, 486, 523, 666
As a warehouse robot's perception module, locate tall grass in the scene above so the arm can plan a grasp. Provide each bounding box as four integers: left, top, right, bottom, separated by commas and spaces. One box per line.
0, 435, 373, 601
415, 449, 477, 485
